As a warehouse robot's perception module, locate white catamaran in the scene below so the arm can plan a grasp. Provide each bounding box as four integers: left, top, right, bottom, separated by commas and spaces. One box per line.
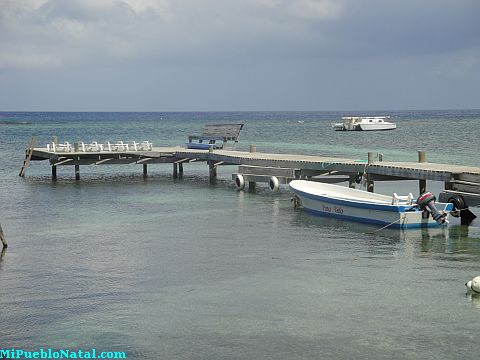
333, 116, 396, 131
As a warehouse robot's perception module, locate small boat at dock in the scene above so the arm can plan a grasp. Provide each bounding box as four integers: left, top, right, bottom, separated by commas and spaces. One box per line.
333, 116, 396, 131
289, 180, 453, 229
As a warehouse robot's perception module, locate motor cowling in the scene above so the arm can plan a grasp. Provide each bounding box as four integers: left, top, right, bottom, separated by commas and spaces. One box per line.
416, 192, 448, 225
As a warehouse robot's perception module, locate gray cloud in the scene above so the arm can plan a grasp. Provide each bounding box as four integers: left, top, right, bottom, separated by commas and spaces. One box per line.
0, 0, 479, 110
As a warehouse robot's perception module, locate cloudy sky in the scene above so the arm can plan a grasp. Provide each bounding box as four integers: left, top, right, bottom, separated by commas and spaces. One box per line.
0, 0, 479, 111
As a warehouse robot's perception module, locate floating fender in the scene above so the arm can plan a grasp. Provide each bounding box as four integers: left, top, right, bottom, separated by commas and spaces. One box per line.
447, 194, 465, 218
466, 276, 480, 294
234, 174, 245, 190
269, 176, 280, 192
448, 194, 477, 225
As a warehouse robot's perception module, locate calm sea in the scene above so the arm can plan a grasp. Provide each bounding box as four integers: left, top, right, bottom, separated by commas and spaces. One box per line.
1, 111, 479, 359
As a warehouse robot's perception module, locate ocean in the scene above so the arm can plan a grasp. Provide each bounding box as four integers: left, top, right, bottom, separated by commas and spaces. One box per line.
1, 110, 479, 359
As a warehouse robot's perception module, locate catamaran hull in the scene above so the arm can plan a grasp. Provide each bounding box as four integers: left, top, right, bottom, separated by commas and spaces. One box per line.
333, 124, 397, 131
359, 123, 396, 131
289, 181, 453, 229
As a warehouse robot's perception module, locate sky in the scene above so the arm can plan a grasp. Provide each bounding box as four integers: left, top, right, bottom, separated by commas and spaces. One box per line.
0, 0, 479, 111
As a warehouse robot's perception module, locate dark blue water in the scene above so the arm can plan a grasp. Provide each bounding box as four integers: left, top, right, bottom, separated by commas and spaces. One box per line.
1, 111, 479, 359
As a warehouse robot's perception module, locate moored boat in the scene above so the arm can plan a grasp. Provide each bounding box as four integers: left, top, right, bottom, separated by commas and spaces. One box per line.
289, 180, 453, 229
333, 116, 396, 131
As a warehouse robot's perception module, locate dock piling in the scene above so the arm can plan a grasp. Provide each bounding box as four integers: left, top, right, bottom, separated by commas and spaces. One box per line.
0, 224, 7, 248
250, 144, 256, 153
349, 175, 356, 189
209, 161, 217, 181
75, 165, 80, 181
52, 165, 57, 181
173, 163, 178, 178
179, 163, 184, 178
418, 150, 427, 194
367, 152, 375, 192
143, 164, 148, 177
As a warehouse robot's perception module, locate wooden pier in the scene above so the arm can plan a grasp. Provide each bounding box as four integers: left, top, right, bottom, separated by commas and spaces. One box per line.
22, 140, 480, 206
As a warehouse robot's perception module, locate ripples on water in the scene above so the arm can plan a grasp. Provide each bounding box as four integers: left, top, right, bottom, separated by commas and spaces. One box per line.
0, 111, 479, 359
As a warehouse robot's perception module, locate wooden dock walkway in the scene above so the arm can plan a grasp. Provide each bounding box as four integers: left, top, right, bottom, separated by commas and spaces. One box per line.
24, 143, 480, 206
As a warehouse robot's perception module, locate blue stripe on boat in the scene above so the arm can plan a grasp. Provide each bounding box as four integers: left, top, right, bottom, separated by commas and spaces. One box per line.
302, 207, 441, 229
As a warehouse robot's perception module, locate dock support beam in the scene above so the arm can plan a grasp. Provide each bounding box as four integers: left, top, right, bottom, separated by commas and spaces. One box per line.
75, 165, 80, 181
52, 165, 57, 181
143, 164, 148, 177
418, 150, 426, 194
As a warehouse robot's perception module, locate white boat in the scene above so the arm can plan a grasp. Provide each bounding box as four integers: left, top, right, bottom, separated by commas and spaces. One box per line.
333, 116, 396, 131
289, 180, 453, 229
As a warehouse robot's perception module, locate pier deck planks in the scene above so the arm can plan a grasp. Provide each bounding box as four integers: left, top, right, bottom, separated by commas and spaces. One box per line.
28, 146, 480, 188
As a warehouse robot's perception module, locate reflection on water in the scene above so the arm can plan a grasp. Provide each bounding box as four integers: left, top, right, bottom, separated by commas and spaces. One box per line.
290, 207, 480, 260
402, 226, 480, 259
466, 293, 480, 309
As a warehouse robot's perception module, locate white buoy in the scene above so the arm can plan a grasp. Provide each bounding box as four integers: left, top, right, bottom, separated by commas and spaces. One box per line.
465, 276, 480, 293
269, 176, 279, 192
234, 174, 245, 190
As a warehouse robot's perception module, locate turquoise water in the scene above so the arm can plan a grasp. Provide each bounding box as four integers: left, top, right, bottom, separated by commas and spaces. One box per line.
1, 111, 480, 359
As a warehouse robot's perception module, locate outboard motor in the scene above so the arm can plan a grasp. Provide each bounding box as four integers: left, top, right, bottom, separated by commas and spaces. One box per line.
416, 192, 448, 225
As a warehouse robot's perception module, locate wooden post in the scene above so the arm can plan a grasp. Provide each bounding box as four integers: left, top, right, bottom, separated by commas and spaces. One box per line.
143, 164, 148, 177
418, 150, 426, 163
367, 152, 376, 163
173, 163, 178, 178
19, 136, 37, 177
367, 152, 375, 192
52, 165, 57, 181
208, 161, 217, 181
179, 163, 184, 178
250, 144, 256, 153
0, 223, 7, 248
75, 165, 80, 181
249, 181, 256, 191
349, 175, 356, 189
74, 142, 79, 152
418, 150, 426, 194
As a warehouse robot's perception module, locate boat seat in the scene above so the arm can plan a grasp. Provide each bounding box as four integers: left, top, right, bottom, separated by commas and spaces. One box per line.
391, 192, 414, 205
188, 123, 244, 149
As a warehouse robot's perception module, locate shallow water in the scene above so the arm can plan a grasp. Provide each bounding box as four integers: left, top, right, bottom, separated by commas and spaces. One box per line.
1, 111, 480, 359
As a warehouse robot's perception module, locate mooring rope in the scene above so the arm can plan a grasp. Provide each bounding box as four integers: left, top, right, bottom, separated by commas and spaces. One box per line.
367, 218, 402, 233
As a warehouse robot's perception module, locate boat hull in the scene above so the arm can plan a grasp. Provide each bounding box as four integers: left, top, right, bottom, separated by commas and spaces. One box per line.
358, 123, 396, 131
289, 180, 453, 229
